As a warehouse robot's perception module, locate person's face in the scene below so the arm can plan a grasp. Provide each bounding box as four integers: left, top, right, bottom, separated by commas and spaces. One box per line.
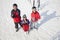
23, 18, 26, 20
13, 6, 17, 10
32, 8, 36, 12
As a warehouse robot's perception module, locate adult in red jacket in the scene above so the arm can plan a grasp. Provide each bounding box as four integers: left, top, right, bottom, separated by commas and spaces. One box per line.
31, 6, 41, 29
11, 4, 21, 32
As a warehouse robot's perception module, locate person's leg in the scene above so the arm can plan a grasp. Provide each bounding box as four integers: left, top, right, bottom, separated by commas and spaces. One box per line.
14, 22, 19, 32
14, 22, 18, 29
18, 22, 22, 28
30, 22, 34, 29
34, 21, 38, 29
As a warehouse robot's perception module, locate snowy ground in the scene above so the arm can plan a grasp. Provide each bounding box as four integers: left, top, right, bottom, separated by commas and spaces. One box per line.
0, 0, 60, 40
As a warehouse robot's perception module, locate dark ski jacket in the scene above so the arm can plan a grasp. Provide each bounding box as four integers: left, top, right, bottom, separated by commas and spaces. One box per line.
11, 9, 21, 23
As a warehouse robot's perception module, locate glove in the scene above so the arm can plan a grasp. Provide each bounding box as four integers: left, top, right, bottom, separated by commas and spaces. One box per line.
11, 14, 16, 18
32, 17, 35, 21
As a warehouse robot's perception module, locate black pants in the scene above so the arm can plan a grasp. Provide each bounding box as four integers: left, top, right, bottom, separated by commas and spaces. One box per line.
14, 22, 21, 29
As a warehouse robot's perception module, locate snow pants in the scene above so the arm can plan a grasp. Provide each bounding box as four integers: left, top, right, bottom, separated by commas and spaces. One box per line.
30, 21, 39, 29
14, 22, 21, 29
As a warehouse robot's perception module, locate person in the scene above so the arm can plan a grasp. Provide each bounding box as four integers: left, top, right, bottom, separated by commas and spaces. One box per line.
31, 6, 41, 30
21, 14, 30, 34
11, 4, 21, 32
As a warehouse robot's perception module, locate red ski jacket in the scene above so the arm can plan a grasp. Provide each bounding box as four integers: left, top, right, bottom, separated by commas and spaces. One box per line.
21, 19, 30, 32
22, 24, 29, 32
11, 9, 21, 23
31, 11, 41, 22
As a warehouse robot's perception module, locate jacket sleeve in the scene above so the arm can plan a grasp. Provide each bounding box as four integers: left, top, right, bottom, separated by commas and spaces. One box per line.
11, 10, 13, 18
27, 20, 30, 24
37, 12, 41, 19
31, 13, 33, 21
11, 10, 15, 18
18, 9, 21, 16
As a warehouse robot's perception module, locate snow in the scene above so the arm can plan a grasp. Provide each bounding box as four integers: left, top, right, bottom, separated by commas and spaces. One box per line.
0, 0, 60, 40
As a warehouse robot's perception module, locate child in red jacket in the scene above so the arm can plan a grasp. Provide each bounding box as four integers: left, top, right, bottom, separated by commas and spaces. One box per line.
31, 6, 41, 29
11, 4, 21, 32
21, 14, 30, 34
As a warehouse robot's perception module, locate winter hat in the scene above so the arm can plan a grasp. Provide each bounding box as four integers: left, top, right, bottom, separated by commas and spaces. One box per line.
23, 14, 27, 18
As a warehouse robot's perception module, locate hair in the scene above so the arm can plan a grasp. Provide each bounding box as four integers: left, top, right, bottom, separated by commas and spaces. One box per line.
32, 6, 36, 9
13, 3, 17, 7
23, 14, 27, 18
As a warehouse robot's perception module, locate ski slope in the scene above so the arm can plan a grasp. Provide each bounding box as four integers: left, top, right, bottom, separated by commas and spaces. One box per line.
0, 0, 60, 40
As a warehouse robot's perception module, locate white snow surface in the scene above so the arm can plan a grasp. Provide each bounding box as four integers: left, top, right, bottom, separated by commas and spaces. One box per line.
0, 0, 60, 40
